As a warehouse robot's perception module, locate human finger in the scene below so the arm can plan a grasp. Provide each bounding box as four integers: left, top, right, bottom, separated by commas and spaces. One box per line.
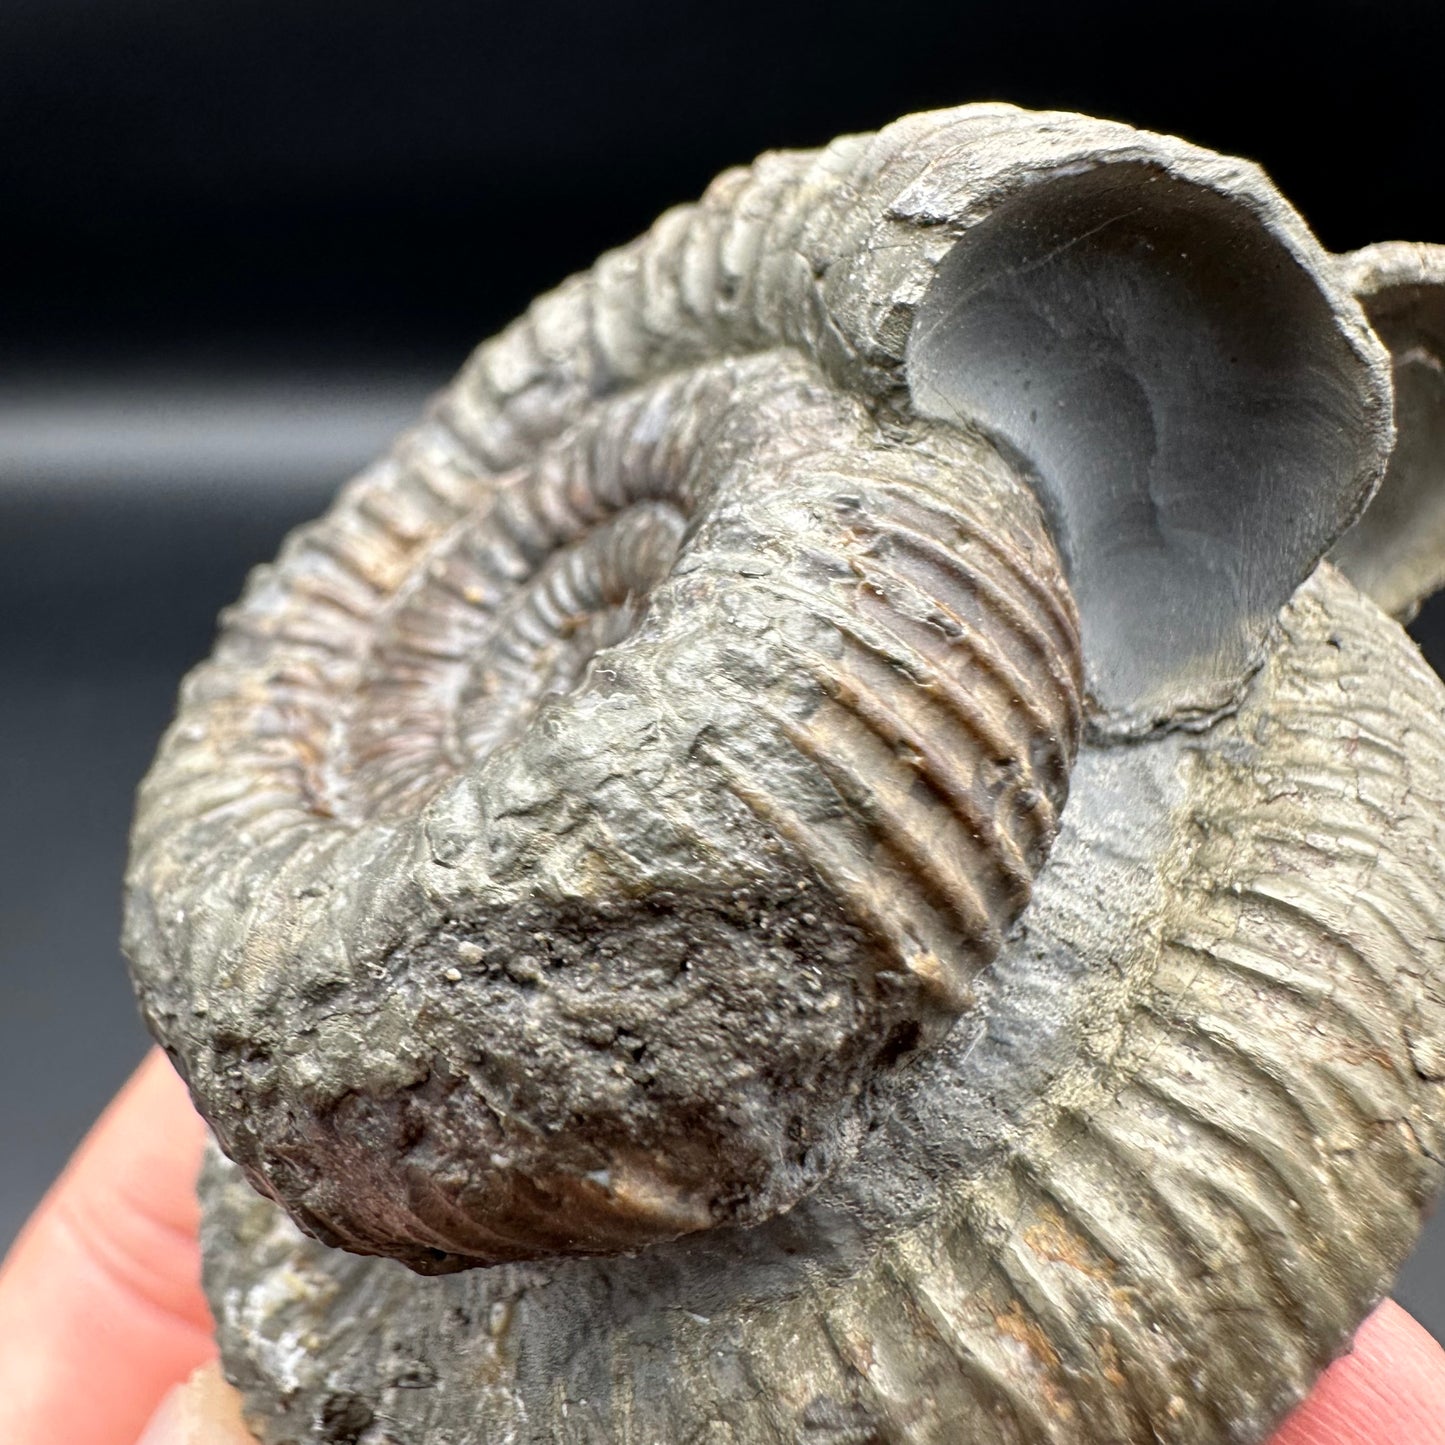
1269, 1298, 1445, 1445
0, 1048, 214, 1445
136, 1362, 257, 1445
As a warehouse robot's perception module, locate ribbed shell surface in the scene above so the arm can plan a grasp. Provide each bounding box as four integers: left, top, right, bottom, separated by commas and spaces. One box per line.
121, 101, 1445, 1445
200, 564, 1445, 1444
125, 347, 1081, 1267
125, 103, 1394, 1271
200, 560, 1445, 1445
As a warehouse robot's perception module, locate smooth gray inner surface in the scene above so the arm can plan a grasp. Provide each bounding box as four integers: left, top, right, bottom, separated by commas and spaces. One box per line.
1331, 285, 1445, 616
908, 166, 1373, 730
0, 376, 1438, 1355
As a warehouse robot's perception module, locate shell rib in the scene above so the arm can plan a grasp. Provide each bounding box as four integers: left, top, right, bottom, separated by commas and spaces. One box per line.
200, 564, 1445, 1444
127, 351, 1081, 1269
120, 103, 1444, 1445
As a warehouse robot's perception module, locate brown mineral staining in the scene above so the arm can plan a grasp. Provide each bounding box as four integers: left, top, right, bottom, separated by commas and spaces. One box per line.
1022, 1208, 1117, 1283
996, 1301, 1062, 1372
132, 103, 1445, 1445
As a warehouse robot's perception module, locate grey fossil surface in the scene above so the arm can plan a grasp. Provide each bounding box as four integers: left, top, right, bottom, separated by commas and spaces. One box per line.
1331, 242, 1445, 622
125, 104, 1445, 1443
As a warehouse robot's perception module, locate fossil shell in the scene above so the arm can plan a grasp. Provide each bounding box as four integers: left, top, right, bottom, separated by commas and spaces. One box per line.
128, 351, 1082, 1269
1331, 241, 1445, 618
122, 104, 1445, 1445
201, 563, 1445, 1444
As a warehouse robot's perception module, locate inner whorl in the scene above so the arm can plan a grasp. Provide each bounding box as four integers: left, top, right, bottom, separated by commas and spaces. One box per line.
125, 351, 1082, 1270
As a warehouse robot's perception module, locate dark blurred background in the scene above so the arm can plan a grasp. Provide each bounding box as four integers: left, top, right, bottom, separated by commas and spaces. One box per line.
3, 0, 1444, 1338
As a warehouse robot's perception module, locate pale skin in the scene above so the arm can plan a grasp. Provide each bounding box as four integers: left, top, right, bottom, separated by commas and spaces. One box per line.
0, 1051, 1440, 1445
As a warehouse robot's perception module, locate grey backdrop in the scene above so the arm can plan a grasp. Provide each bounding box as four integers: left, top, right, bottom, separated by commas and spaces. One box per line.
1, 371, 1442, 1343
1, 0, 1441, 1359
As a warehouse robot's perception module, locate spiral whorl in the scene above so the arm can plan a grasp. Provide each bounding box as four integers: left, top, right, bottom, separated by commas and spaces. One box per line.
126, 348, 1080, 1267
200, 564, 1445, 1445
126, 104, 1393, 1271
121, 101, 1445, 1445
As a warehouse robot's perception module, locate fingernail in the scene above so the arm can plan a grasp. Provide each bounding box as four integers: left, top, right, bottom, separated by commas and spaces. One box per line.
135, 1384, 187, 1445
134, 1364, 255, 1444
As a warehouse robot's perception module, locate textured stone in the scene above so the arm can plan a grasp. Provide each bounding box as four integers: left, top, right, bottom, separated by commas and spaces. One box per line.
122, 104, 1445, 1444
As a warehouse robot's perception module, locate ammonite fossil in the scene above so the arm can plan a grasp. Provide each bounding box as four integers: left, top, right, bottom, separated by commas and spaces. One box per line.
123, 105, 1445, 1444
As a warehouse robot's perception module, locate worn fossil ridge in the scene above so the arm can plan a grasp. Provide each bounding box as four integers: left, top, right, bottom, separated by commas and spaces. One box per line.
124, 104, 1445, 1444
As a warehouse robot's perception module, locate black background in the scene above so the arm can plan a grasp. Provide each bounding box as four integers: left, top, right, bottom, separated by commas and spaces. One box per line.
6, 0, 1445, 371
3, 0, 1444, 1337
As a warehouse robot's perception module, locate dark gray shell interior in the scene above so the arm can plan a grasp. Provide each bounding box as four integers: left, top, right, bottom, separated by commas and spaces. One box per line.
118, 104, 1445, 1445
202, 566, 1445, 1445
908, 164, 1388, 730
1330, 242, 1445, 619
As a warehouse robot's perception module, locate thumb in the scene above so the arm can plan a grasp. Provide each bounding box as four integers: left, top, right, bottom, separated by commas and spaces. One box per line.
135, 1364, 258, 1445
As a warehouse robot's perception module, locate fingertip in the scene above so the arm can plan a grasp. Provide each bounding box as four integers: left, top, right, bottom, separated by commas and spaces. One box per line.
0, 1047, 216, 1444
23, 1045, 212, 1333
1270, 1299, 1445, 1445
135, 1365, 257, 1445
